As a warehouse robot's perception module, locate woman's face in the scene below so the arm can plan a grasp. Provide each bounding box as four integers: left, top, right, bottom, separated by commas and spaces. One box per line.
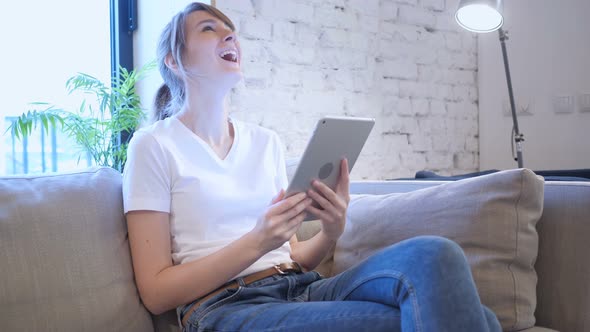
180, 10, 242, 85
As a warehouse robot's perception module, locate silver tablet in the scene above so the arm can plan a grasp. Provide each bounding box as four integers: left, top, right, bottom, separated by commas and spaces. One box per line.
285, 116, 375, 221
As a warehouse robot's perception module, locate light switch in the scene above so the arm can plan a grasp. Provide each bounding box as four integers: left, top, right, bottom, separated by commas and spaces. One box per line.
553, 95, 575, 114
578, 93, 590, 113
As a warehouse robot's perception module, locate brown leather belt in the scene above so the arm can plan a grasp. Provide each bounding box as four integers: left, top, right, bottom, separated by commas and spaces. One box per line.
181, 262, 302, 328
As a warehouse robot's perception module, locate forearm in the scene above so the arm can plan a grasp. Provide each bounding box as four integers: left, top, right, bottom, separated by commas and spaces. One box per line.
291, 230, 338, 271
145, 231, 264, 314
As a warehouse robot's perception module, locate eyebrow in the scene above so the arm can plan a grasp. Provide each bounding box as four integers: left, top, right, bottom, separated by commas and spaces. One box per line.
196, 18, 233, 31
196, 19, 217, 26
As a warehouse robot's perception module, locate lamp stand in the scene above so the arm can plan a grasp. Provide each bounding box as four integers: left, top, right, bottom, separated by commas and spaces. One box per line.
498, 28, 524, 168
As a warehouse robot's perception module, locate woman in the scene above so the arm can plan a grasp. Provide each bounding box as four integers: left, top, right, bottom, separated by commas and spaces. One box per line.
122, 3, 502, 331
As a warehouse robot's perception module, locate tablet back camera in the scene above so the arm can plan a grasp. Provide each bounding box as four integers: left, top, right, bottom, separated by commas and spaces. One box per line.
319, 162, 333, 179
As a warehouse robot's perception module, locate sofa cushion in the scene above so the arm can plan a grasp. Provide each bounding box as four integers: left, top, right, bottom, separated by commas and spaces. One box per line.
333, 168, 545, 331
518, 327, 558, 332
0, 167, 153, 332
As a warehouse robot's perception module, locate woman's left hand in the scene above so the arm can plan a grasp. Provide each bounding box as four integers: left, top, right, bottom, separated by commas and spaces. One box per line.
306, 158, 350, 241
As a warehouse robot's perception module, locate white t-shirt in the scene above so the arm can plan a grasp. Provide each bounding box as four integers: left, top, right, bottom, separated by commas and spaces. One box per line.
122, 116, 292, 278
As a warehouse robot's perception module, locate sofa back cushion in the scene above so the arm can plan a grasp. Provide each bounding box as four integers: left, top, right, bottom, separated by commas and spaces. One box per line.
333, 168, 545, 331
0, 167, 153, 332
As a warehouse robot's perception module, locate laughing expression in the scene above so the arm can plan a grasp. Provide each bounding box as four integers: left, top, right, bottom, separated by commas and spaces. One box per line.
219, 48, 238, 63
181, 11, 242, 82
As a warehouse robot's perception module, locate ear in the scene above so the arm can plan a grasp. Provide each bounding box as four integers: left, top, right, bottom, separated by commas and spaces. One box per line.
164, 54, 180, 75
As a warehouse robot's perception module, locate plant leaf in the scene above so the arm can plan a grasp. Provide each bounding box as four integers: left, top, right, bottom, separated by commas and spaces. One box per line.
6, 62, 155, 170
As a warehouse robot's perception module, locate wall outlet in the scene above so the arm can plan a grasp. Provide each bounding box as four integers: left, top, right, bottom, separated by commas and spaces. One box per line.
578, 93, 590, 113
553, 95, 575, 114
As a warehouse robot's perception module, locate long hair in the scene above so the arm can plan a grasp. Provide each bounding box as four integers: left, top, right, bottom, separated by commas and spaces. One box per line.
153, 2, 235, 122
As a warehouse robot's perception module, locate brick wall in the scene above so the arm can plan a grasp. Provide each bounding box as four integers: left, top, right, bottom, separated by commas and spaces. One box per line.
217, 0, 479, 180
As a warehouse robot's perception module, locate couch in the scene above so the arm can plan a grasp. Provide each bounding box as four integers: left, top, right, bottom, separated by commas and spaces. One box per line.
1, 167, 588, 332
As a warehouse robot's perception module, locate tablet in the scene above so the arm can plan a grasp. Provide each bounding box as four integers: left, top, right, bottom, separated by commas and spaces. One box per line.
285, 116, 375, 221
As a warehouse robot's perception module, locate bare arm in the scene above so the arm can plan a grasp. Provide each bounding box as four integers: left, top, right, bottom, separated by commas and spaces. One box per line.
126, 192, 311, 315
127, 211, 262, 315
290, 231, 337, 272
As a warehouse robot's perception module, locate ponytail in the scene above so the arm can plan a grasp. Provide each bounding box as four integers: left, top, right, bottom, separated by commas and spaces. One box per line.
154, 84, 172, 121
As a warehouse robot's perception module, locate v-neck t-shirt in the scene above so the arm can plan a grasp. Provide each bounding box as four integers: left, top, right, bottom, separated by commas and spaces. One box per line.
122, 116, 291, 278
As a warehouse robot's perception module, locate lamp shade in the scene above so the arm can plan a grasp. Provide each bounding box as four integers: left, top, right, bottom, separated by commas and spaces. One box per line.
455, 0, 504, 33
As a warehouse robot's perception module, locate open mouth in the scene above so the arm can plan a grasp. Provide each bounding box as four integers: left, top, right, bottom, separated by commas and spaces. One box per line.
219, 49, 238, 63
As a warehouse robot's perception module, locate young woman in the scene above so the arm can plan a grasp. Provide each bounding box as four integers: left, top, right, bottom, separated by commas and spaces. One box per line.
122, 3, 502, 331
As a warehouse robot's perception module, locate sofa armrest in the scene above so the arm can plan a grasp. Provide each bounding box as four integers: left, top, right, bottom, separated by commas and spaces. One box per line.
534, 181, 590, 332
350, 180, 446, 195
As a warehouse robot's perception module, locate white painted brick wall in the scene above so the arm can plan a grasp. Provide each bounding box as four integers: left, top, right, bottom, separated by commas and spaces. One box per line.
421, 0, 445, 12
398, 6, 436, 27
218, 0, 479, 180
240, 19, 272, 41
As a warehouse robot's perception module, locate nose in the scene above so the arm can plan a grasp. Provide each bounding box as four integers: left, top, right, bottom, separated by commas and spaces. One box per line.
224, 31, 235, 42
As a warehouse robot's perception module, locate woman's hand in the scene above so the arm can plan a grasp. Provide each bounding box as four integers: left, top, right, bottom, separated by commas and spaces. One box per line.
306, 159, 350, 241
251, 190, 312, 253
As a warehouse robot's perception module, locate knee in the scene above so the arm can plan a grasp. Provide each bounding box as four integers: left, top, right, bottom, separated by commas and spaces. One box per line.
413, 235, 462, 252
397, 235, 467, 268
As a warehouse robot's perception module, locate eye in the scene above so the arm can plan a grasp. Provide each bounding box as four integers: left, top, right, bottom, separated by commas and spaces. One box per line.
202, 25, 214, 32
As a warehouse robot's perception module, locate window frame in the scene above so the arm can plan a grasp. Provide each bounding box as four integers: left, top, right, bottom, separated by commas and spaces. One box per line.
110, 0, 136, 76
110, 0, 137, 170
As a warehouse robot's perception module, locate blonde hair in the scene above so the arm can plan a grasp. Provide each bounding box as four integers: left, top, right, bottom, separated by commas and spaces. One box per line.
153, 2, 235, 121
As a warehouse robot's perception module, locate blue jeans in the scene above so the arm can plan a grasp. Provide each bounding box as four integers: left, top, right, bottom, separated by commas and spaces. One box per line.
179, 236, 502, 332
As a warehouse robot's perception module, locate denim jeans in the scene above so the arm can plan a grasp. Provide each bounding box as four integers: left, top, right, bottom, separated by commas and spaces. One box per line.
179, 236, 502, 332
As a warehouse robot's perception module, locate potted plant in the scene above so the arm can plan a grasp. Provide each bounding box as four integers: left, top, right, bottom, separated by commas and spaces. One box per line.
8, 62, 155, 172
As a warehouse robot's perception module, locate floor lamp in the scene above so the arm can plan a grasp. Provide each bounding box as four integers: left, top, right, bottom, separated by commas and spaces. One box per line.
455, 0, 524, 168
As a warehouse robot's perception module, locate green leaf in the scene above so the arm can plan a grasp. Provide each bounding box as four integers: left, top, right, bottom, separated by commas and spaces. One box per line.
79, 99, 86, 114
4, 62, 155, 170
40, 114, 49, 135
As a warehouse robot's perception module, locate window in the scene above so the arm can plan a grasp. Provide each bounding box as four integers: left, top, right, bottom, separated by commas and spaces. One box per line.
1, 0, 216, 175
0, 0, 134, 175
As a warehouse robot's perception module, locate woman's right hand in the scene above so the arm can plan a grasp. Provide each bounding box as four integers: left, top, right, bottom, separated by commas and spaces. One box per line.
251, 190, 312, 253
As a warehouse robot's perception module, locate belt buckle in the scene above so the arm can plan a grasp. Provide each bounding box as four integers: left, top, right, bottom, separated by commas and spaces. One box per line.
274, 264, 289, 275
274, 262, 302, 275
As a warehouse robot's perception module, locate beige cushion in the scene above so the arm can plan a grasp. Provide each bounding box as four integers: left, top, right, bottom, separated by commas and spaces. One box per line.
0, 167, 153, 332
333, 168, 545, 331
519, 327, 559, 332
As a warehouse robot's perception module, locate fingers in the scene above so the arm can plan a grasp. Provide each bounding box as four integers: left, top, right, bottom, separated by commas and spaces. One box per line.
306, 160, 349, 223
285, 209, 308, 231
272, 199, 308, 236
266, 159, 349, 232
307, 187, 341, 216
282, 197, 312, 221
336, 158, 350, 199
309, 180, 345, 211
271, 189, 285, 205
305, 202, 332, 222
268, 192, 306, 215
311, 159, 349, 201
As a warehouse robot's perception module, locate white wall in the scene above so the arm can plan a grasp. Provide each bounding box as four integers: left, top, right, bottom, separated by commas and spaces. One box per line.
216, 0, 480, 180
134, 0, 481, 180
479, 0, 590, 170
